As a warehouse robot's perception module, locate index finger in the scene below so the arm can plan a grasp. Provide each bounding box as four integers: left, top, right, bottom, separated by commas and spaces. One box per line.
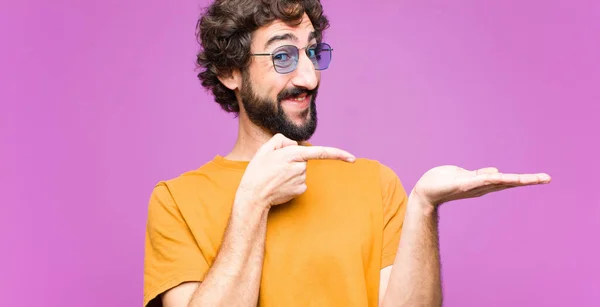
291, 146, 356, 162
479, 172, 552, 186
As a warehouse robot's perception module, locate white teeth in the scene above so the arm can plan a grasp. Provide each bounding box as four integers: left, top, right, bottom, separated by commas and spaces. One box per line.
294, 96, 304, 101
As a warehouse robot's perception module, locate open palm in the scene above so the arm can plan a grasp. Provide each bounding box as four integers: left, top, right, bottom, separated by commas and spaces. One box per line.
413, 165, 552, 206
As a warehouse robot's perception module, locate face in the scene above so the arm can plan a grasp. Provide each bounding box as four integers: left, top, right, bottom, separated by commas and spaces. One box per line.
240, 14, 322, 142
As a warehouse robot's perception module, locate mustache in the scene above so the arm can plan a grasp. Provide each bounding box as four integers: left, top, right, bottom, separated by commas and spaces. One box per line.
277, 87, 317, 101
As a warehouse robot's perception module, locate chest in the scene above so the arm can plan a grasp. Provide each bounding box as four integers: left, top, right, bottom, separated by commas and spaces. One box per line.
185, 162, 384, 268
258, 176, 383, 304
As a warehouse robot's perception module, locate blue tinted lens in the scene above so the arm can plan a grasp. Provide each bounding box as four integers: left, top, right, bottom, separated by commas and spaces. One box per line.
272, 45, 299, 73
308, 43, 332, 70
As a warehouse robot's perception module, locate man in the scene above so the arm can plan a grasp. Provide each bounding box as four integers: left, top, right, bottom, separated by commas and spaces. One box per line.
143, 1, 551, 306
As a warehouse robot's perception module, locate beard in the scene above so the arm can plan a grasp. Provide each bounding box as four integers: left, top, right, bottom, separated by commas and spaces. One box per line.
240, 70, 318, 142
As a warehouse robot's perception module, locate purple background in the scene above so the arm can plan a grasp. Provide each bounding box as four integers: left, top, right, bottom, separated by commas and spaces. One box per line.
2, 0, 598, 306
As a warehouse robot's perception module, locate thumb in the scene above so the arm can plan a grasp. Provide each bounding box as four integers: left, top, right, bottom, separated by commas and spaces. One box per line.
256, 133, 298, 156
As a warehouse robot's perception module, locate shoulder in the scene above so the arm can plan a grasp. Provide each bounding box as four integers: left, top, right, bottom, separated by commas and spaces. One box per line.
315, 157, 399, 179
338, 157, 407, 197
311, 156, 381, 173
158, 157, 233, 191
310, 157, 405, 193
375, 161, 402, 186
147, 159, 232, 212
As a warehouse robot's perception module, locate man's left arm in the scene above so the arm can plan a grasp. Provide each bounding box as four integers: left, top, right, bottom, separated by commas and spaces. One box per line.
379, 191, 443, 307
379, 165, 551, 307
376, 163, 442, 307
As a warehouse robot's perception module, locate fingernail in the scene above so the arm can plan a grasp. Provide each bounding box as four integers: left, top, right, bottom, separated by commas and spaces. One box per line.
540, 174, 551, 181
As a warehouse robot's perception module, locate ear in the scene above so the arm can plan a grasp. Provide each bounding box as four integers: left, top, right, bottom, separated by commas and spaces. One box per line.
217, 69, 242, 91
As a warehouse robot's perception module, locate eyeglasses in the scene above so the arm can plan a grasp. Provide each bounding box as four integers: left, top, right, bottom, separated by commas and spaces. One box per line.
250, 42, 333, 74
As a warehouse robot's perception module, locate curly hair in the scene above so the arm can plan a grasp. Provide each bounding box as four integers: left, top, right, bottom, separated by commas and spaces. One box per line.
195, 0, 330, 113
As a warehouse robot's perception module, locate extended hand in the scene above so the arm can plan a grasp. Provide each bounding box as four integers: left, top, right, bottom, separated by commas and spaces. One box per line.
413, 165, 552, 207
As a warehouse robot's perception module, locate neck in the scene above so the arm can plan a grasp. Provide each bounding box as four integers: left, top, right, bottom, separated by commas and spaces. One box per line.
225, 112, 272, 161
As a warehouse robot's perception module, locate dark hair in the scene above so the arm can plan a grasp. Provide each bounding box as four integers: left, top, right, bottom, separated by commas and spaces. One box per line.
195, 0, 330, 113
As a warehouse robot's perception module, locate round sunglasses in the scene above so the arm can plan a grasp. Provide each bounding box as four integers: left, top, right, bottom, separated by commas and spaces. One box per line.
250, 42, 333, 74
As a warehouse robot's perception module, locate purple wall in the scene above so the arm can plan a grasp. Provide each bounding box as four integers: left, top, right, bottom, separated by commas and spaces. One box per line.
2, 0, 598, 306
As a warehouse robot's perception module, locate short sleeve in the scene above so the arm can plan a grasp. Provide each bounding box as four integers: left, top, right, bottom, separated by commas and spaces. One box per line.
379, 163, 408, 268
143, 182, 210, 307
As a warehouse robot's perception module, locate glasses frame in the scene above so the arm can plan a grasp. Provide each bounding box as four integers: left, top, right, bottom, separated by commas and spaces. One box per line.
249, 42, 333, 74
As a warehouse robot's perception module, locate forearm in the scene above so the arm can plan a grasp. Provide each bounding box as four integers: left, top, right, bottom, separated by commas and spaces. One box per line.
382, 190, 442, 307
188, 195, 269, 307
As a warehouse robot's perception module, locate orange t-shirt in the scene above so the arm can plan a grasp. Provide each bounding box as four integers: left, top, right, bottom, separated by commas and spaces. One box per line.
143, 155, 408, 307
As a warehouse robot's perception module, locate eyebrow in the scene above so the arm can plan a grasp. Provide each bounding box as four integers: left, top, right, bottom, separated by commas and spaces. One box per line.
264, 31, 317, 50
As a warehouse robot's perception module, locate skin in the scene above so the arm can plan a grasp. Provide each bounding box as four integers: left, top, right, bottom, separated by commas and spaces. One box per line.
162, 14, 352, 307
226, 15, 321, 161
161, 13, 552, 307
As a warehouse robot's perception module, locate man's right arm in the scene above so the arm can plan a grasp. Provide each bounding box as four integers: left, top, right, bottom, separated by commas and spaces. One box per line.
162, 193, 270, 307
153, 134, 356, 307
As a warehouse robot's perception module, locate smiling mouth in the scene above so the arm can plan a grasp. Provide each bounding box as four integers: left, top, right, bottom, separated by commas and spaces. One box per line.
282, 93, 310, 107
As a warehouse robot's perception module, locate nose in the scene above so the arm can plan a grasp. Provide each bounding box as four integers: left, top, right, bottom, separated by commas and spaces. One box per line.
290, 51, 319, 90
